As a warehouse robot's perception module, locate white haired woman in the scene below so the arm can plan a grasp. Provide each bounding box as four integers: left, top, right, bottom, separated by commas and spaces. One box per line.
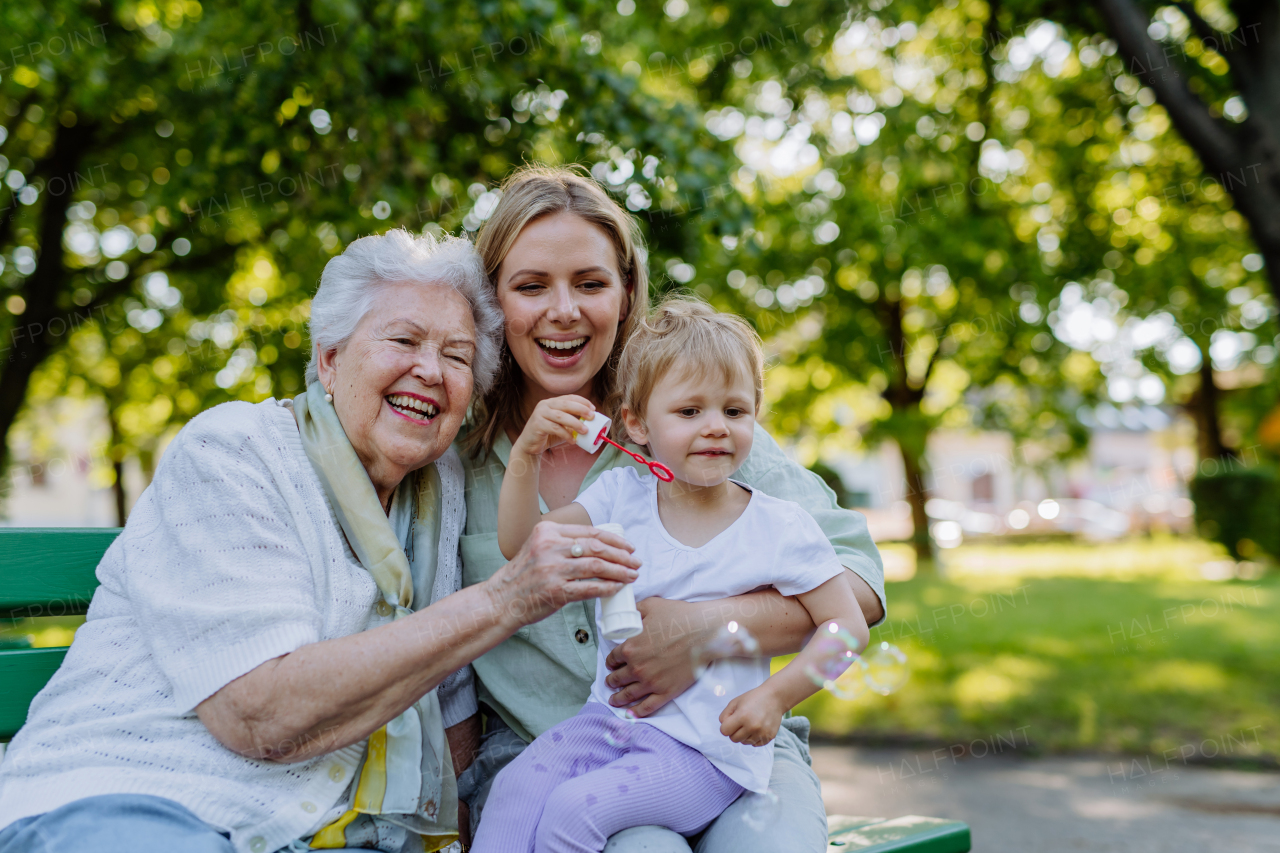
0, 229, 640, 853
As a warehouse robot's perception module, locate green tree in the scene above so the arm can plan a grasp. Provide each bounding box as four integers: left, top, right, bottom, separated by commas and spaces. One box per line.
5, 0, 883, 515
987, 5, 1279, 466
677, 3, 1105, 566
0, 0, 749, 512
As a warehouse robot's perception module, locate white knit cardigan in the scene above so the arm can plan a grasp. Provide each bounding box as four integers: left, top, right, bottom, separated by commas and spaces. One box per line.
0, 399, 475, 853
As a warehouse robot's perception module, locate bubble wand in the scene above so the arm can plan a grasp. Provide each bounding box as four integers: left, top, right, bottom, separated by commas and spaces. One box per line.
572, 412, 675, 482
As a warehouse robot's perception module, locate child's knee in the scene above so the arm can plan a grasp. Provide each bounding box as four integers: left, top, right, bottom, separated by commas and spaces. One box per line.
536, 783, 612, 845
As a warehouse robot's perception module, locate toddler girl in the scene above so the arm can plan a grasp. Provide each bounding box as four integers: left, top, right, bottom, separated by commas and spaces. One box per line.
471, 297, 868, 853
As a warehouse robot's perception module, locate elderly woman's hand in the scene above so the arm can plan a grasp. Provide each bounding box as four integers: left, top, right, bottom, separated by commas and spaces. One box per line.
486, 521, 640, 630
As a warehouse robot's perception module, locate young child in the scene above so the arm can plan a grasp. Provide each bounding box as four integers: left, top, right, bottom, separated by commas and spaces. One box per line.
471, 297, 869, 853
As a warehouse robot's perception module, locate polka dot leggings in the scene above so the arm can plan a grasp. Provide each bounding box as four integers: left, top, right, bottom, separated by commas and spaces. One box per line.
471, 703, 744, 853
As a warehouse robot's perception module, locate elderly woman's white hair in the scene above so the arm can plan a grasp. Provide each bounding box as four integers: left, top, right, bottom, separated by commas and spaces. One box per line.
305, 228, 503, 395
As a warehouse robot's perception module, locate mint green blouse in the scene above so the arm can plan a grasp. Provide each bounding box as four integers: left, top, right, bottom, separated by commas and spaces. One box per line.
456, 423, 886, 743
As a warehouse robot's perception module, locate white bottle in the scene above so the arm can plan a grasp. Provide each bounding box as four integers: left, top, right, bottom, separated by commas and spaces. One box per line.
572, 411, 612, 454
595, 522, 643, 640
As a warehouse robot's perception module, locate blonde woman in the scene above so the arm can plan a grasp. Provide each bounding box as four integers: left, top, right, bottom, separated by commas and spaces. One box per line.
455, 166, 886, 853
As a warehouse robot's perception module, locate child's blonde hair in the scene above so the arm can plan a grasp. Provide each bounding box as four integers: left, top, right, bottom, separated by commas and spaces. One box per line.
617, 296, 765, 425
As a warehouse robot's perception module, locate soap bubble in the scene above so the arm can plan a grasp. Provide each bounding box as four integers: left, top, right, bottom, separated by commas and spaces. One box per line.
603, 708, 639, 748
823, 656, 872, 700
739, 787, 782, 830
863, 641, 910, 695
803, 621, 863, 690
692, 621, 761, 678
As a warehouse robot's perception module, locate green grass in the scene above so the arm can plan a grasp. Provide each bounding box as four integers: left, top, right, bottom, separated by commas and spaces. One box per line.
794, 537, 1280, 762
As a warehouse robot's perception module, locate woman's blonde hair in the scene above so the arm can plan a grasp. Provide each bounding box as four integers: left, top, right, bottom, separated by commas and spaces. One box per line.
467, 164, 651, 457
617, 295, 765, 428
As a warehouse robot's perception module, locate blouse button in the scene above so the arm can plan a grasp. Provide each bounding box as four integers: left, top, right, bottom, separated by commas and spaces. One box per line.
376, 601, 393, 617
329, 764, 346, 782
574, 629, 590, 644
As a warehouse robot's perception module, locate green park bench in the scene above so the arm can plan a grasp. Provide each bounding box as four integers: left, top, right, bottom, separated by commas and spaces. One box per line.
0, 528, 971, 853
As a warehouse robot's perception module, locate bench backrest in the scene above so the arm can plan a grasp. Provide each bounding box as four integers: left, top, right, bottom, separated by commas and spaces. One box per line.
0, 532, 974, 852
0, 528, 120, 739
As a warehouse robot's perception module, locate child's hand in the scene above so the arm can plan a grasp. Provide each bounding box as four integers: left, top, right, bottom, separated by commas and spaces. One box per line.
513, 396, 596, 459
719, 686, 786, 747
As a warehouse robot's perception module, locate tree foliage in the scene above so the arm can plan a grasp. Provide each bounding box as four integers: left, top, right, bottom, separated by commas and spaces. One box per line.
1, 0, 1275, 538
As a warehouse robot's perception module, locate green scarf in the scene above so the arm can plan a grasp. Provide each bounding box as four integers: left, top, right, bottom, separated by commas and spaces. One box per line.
293, 382, 459, 852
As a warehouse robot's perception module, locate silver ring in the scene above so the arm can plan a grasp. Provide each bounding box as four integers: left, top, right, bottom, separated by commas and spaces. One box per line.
570, 540, 584, 558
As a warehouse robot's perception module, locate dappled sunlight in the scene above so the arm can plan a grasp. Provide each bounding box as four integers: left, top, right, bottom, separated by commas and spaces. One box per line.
0, 616, 85, 649
953, 655, 1055, 713
1020, 635, 1078, 658
804, 544, 1279, 755
1133, 660, 1228, 695
940, 536, 1234, 582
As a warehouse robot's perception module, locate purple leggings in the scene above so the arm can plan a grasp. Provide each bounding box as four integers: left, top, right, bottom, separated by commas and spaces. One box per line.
470, 702, 744, 853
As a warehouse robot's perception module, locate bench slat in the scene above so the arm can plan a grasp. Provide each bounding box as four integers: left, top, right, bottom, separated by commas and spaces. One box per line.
827, 814, 971, 852
0, 647, 69, 740
0, 529, 120, 618
0, 529, 973, 850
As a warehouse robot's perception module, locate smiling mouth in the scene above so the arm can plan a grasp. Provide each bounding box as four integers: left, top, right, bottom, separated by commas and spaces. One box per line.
386, 394, 439, 422
694, 450, 732, 457
537, 337, 589, 358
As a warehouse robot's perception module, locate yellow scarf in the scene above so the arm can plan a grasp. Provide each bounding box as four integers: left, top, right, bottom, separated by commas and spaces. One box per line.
293, 382, 459, 852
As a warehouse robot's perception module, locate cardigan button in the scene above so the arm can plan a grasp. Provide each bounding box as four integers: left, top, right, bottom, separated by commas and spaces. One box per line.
249, 837, 266, 853
301, 801, 317, 813
574, 629, 590, 644
329, 764, 346, 782
376, 601, 393, 617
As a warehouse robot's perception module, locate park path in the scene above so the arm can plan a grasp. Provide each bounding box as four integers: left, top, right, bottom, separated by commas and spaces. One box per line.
813, 744, 1280, 852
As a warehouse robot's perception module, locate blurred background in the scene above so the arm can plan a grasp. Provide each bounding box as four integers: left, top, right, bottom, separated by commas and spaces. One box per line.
1, 0, 1277, 848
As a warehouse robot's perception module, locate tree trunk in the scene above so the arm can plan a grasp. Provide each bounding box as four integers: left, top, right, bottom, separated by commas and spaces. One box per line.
0, 117, 95, 476
112, 460, 127, 528
107, 409, 127, 527
1189, 356, 1237, 461
1095, 0, 1280, 305
897, 436, 936, 571
879, 295, 939, 571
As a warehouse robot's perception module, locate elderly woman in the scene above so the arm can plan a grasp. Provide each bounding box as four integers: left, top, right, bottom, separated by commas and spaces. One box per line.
0, 230, 639, 853
454, 166, 886, 852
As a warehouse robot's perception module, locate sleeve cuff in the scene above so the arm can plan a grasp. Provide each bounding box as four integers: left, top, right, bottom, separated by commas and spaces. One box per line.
841, 556, 888, 627
440, 667, 478, 728
169, 622, 320, 714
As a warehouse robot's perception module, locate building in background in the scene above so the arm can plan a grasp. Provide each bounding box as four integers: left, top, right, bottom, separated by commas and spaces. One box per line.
830, 405, 1197, 547
3, 402, 1201, 536
0, 399, 142, 528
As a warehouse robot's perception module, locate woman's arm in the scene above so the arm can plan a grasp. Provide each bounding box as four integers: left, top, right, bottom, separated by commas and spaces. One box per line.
197, 521, 638, 763
736, 423, 887, 626
603, 423, 889, 717
604, 589, 812, 716
497, 453, 592, 558
720, 575, 868, 745
497, 395, 596, 558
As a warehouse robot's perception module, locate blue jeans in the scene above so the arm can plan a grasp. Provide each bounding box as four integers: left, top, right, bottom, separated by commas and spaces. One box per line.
0, 794, 370, 853
458, 713, 828, 853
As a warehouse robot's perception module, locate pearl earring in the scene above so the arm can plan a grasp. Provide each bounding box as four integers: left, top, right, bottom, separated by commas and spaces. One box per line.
324, 389, 333, 403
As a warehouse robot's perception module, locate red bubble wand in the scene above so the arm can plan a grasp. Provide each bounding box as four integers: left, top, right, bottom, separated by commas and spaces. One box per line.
573, 411, 675, 481
594, 427, 675, 482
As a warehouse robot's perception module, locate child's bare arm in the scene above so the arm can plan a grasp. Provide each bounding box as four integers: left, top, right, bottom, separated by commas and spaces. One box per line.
497, 395, 596, 559
718, 575, 868, 746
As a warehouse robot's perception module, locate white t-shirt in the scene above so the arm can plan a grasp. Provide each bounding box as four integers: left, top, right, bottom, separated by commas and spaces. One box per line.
573, 467, 845, 792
